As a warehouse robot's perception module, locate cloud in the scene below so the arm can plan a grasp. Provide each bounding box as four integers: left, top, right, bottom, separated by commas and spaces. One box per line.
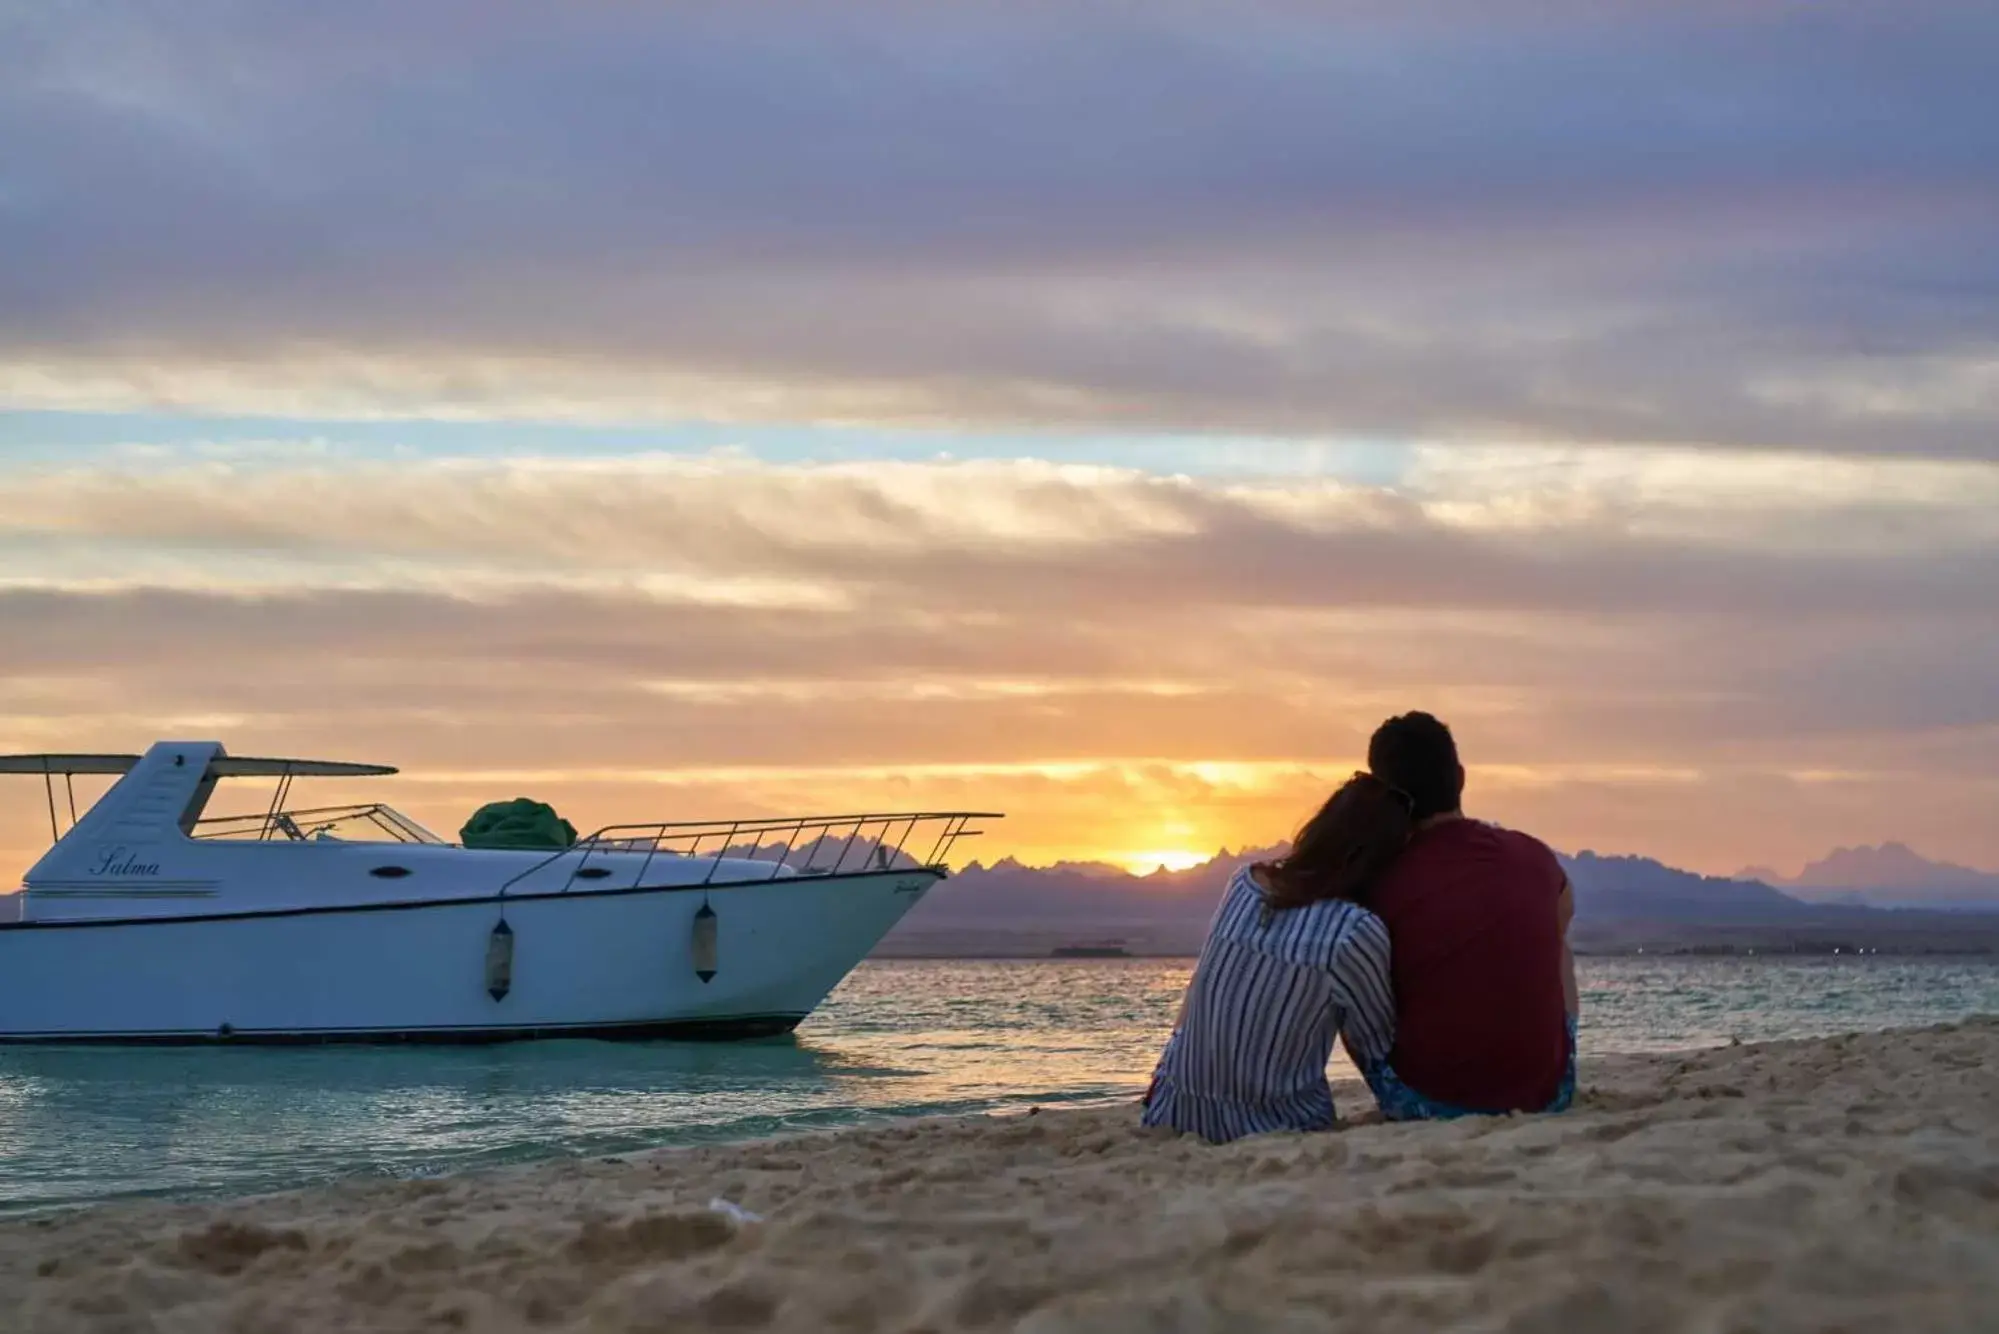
1, 450, 1995, 878
4, 2, 1998, 451
2, 451, 1994, 616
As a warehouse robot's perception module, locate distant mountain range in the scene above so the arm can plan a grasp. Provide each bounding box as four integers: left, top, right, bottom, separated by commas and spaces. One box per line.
881, 836, 1999, 957
1738, 843, 1999, 910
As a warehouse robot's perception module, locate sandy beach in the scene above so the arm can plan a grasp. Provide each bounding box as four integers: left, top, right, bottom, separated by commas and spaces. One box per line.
4, 1019, 1996, 1333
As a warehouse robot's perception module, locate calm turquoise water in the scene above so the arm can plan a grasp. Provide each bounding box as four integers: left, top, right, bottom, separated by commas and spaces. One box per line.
1, 957, 1995, 1213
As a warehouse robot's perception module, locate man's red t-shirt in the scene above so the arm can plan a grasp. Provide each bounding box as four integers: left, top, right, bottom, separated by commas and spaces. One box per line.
1368, 818, 1570, 1112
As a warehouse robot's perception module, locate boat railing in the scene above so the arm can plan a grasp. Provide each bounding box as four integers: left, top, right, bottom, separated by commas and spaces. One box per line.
497, 810, 1003, 897
190, 803, 445, 845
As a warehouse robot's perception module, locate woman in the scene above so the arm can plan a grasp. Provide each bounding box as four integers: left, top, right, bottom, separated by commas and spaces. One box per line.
1140, 773, 1413, 1143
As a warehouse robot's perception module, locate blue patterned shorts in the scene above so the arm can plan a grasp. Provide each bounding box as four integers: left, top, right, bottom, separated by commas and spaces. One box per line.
1361, 1015, 1578, 1121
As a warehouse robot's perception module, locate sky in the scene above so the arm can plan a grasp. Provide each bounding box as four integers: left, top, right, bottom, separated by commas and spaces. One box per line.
3, 2, 1996, 878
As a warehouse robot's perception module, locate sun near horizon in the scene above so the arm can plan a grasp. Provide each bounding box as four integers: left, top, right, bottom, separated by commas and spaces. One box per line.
1115, 849, 1216, 875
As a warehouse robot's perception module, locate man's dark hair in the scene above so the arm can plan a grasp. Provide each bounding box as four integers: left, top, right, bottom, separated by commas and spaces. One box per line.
1366, 712, 1463, 821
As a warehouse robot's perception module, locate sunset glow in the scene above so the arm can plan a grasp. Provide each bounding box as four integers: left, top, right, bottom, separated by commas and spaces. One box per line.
0, 449, 1993, 884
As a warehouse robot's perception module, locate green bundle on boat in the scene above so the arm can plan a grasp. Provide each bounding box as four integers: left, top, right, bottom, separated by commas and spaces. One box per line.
459, 797, 578, 850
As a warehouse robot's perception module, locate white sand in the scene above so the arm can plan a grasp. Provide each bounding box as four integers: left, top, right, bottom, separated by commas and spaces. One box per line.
5, 1018, 1998, 1333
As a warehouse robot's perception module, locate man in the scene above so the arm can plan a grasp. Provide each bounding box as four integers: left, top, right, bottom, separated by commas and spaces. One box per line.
1358, 711, 1579, 1118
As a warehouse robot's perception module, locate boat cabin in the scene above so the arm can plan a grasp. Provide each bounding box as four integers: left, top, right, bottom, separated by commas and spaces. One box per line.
5, 742, 984, 926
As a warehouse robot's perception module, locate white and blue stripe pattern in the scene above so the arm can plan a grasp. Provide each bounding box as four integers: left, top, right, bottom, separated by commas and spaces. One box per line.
1142, 866, 1395, 1144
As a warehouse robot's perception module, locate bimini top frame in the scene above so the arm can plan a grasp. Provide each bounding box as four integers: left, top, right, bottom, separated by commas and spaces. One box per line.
0, 753, 397, 843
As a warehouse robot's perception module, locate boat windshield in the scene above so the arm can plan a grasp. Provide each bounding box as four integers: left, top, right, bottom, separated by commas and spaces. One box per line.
190, 803, 446, 845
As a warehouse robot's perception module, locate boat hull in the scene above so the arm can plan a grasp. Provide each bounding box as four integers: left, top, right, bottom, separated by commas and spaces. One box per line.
0, 870, 936, 1044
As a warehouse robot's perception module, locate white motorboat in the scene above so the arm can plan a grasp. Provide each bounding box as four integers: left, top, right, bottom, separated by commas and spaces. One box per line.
0, 741, 996, 1044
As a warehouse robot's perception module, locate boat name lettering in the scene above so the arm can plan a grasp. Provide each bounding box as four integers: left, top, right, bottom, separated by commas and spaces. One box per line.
89, 847, 161, 877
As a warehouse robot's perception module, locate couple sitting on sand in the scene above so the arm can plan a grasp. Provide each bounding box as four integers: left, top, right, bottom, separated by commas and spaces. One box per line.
1143, 711, 1580, 1142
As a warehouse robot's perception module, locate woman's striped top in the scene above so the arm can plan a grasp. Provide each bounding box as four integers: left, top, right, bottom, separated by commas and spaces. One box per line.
1141, 865, 1395, 1144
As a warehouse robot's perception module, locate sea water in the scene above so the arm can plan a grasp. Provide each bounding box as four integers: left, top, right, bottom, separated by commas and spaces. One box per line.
1, 956, 1994, 1213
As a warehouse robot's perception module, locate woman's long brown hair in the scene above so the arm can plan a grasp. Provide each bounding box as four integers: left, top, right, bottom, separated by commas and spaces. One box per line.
1253, 772, 1416, 914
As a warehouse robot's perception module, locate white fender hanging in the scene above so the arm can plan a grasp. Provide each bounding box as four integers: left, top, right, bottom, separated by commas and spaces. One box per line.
485, 917, 515, 1001
691, 899, 718, 983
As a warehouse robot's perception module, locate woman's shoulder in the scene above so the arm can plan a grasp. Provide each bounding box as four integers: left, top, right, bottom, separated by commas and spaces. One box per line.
1195, 867, 1265, 946
1206, 863, 1262, 924
1218, 863, 1263, 912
